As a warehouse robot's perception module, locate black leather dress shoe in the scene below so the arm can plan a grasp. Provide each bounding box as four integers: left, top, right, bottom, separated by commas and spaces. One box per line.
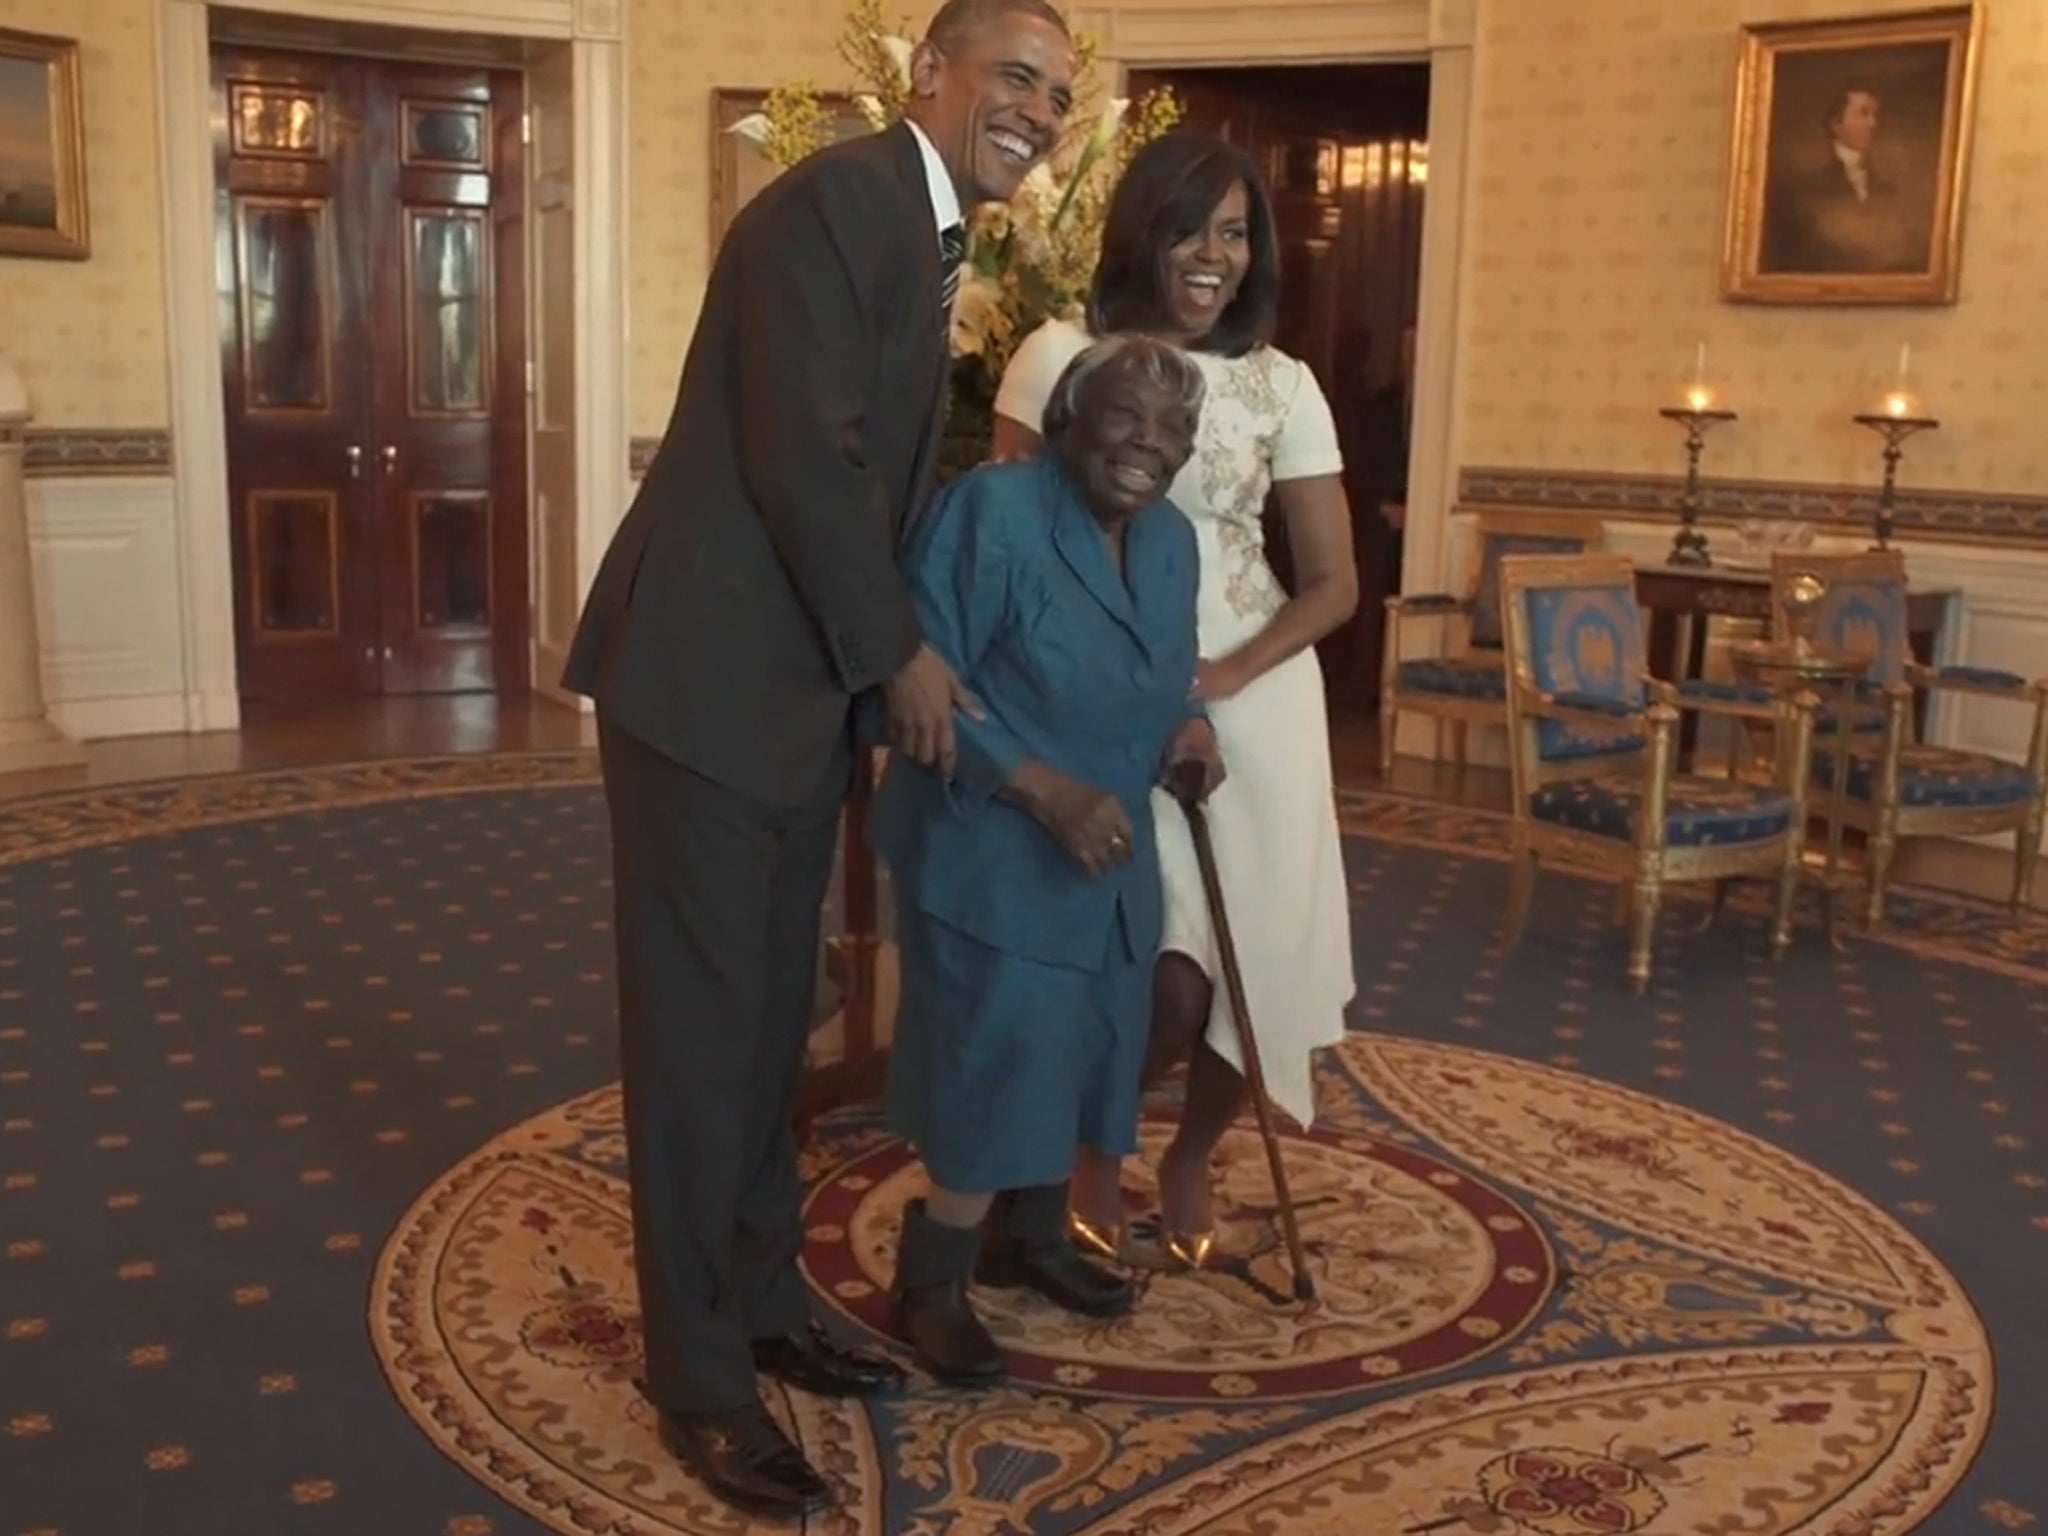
979, 1235, 1134, 1318
752, 1326, 907, 1398
656, 1403, 834, 1518
892, 1281, 1007, 1386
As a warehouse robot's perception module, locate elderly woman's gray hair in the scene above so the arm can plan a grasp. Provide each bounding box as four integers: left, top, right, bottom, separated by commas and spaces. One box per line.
1041, 334, 1206, 443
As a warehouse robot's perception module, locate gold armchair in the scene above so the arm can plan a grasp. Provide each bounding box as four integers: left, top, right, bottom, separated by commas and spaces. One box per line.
1499, 552, 1819, 993
1379, 511, 1605, 774
1767, 550, 2048, 922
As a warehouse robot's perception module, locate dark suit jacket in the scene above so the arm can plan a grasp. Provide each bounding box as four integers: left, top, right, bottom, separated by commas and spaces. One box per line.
563, 124, 950, 805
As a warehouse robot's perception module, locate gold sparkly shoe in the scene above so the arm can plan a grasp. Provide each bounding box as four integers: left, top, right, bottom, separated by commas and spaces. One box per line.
1065, 1211, 1125, 1264
1162, 1228, 1216, 1271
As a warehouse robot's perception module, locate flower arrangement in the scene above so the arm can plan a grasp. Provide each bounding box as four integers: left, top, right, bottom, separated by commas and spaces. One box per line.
730, 0, 1179, 467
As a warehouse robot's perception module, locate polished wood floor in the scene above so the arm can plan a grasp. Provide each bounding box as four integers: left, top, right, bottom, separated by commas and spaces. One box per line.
0, 695, 2027, 905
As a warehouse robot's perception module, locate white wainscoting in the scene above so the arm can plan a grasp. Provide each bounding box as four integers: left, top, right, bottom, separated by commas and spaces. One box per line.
1398, 516, 2048, 850
26, 475, 197, 739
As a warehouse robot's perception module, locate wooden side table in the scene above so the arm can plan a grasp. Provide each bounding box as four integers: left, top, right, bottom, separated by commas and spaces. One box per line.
1729, 640, 1872, 947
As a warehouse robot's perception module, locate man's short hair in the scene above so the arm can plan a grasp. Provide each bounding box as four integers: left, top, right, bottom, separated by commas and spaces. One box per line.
924, 0, 1070, 50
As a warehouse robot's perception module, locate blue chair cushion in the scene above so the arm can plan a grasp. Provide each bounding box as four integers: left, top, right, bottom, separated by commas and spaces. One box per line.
1806, 578, 1908, 687
1816, 743, 2037, 809
1530, 774, 1797, 847
1395, 655, 1506, 700
1522, 581, 1648, 762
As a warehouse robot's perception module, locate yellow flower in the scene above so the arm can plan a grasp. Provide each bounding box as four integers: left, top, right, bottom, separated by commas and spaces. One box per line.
854, 93, 889, 132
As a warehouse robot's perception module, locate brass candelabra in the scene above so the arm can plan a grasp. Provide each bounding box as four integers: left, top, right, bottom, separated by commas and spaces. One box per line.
1850, 410, 1939, 551
1658, 404, 1737, 567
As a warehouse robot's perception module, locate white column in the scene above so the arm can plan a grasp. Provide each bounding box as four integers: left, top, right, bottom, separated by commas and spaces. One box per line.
0, 355, 87, 774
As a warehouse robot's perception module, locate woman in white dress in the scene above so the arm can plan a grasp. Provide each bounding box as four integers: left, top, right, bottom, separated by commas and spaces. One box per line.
990, 130, 1358, 1267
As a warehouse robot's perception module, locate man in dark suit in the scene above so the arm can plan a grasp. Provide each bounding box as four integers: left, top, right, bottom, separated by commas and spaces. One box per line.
561, 0, 1074, 1517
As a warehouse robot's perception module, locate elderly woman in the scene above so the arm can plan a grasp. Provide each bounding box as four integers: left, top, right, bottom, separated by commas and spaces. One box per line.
871, 335, 1224, 1387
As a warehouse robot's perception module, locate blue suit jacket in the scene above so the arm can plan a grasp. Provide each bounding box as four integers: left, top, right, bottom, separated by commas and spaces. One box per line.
868, 455, 1203, 973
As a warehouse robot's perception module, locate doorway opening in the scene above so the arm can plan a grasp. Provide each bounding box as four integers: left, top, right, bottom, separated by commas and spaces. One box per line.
209, 9, 534, 707
1126, 63, 1430, 720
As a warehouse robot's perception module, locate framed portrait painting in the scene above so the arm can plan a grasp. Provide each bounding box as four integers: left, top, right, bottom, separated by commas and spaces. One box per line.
0, 27, 88, 260
708, 88, 873, 253
1720, 4, 1982, 305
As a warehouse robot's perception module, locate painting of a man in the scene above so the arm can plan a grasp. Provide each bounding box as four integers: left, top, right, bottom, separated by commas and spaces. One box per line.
1723, 6, 1980, 305
1760, 56, 1943, 276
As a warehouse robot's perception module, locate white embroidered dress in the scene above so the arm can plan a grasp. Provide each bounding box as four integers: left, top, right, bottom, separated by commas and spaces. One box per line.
994, 317, 1354, 1128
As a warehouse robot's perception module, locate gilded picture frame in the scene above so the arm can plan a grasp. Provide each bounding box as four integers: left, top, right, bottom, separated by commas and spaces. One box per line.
1720, 4, 1982, 305
708, 88, 872, 254
0, 26, 89, 260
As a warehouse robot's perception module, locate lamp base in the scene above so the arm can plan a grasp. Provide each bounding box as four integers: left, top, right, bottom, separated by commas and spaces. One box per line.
1667, 528, 1713, 568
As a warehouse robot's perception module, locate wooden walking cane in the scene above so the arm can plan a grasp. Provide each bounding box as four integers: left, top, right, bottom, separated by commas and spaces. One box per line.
1167, 761, 1316, 1303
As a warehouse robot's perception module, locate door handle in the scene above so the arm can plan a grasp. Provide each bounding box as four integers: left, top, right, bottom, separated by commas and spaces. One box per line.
380, 444, 398, 474
346, 445, 362, 478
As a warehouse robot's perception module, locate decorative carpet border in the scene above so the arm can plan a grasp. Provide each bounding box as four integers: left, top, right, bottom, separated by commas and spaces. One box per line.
0, 751, 599, 868
1459, 465, 2048, 548
1, 752, 2040, 986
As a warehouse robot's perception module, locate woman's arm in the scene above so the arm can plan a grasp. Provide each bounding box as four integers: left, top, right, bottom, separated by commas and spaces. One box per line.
1197, 472, 1358, 700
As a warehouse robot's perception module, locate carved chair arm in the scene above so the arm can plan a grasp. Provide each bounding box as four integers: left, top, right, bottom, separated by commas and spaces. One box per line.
1667, 677, 1782, 723
1905, 662, 2038, 702
1384, 592, 1468, 617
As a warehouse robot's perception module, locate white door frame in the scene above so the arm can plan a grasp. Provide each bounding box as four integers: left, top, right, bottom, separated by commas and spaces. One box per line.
1088, 0, 1477, 607
154, 0, 627, 731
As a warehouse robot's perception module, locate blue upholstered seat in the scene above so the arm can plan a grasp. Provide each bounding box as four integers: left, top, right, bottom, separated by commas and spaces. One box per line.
1394, 655, 1506, 700
1816, 742, 2037, 809
1530, 774, 1798, 847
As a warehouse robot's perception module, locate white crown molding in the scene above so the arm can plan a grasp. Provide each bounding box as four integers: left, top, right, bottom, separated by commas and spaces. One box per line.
213, 0, 575, 39
1089, 0, 1433, 64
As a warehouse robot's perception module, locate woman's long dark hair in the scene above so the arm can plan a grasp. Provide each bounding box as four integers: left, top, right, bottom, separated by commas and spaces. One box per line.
1087, 129, 1280, 358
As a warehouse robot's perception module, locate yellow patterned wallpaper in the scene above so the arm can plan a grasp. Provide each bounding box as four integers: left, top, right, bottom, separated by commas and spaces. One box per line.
0, 0, 841, 433
626, 0, 844, 438
1459, 0, 2048, 496
0, 0, 168, 427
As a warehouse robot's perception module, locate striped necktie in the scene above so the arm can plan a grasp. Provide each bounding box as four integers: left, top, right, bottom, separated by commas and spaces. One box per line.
938, 222, 966, 321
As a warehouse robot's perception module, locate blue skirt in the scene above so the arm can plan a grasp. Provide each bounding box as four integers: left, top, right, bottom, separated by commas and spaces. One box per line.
885, 908, 1152, 1192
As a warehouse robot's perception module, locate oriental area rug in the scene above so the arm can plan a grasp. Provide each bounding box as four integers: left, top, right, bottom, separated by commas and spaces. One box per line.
1, 753, 2043, 1535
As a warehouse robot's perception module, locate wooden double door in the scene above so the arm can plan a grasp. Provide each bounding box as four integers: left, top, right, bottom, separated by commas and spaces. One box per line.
214, 45, 529, 702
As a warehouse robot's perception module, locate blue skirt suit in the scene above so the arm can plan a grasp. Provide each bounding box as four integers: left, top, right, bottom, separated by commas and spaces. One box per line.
868, 455, 1204, 1193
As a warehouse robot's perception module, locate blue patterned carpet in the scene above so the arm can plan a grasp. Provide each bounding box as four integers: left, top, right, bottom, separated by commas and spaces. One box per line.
1, 753, 2043, 1534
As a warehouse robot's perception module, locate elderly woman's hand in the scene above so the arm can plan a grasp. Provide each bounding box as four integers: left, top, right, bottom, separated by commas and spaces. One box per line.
1006, 762, 1136, 876
1161, 718, 1226, 803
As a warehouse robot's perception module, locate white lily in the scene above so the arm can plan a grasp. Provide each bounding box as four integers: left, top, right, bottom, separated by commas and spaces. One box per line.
854, 92, 889, 132
727, 112, 772, 147
1084, 96, 1131, 161
880, 34, 915, 87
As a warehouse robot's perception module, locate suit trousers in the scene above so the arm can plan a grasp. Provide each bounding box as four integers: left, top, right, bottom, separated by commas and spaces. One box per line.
597, 716, 849, 1414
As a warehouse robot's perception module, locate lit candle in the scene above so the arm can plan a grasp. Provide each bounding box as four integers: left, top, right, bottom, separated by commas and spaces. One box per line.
1896, 342, 1911, 388
1682, 340, 1714, 411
